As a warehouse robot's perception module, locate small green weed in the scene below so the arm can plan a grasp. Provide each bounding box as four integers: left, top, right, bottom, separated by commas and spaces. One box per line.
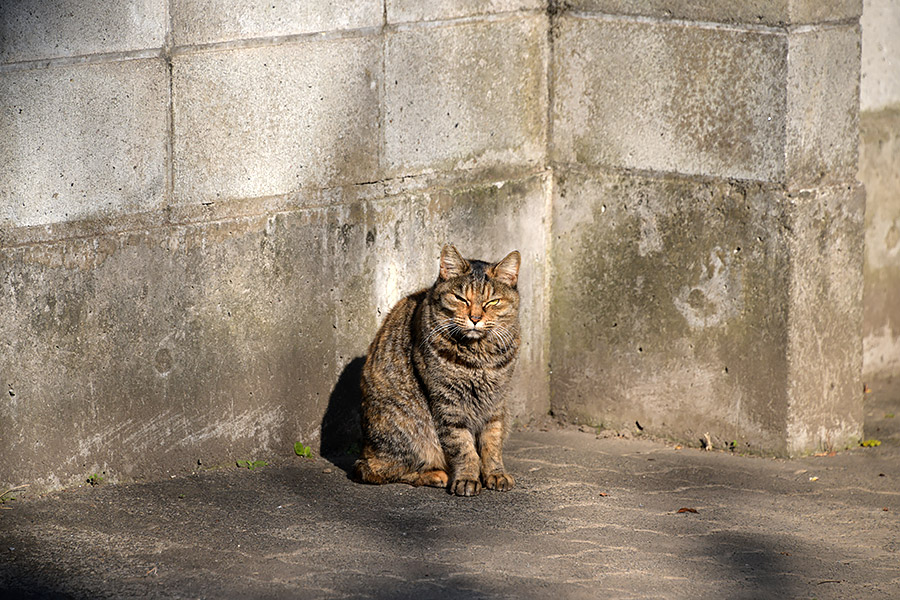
860, 439, 882, 448
236, 460, 268, 470
1, 485, 28, 508
885, 413, 895, 419
293, 442, 313, 458
86, 473, 104, 486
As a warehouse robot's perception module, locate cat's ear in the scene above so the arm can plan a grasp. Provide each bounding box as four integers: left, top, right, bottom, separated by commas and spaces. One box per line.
440, 245, 470, 280
490, 250, 521, 288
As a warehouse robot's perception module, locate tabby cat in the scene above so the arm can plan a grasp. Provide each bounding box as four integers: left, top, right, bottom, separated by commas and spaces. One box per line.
354, 245, 521, 496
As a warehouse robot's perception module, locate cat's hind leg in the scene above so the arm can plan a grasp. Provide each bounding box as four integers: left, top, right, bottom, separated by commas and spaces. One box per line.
353, 449, 448, 488
353, 451, 407, 484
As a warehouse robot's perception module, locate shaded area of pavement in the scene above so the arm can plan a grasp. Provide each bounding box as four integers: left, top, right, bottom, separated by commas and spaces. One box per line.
1, 428, 898, 599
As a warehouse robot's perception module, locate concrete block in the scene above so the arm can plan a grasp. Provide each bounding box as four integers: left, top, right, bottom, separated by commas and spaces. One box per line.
785, 24, 861, 188
172, 36, 381, 205
785, 184, 865, 456
860, 108, 900, 377
549, 169, 863, 455
0, 0, 166, 63
171, 0, 383, 46
0, 59, 168, 228
552, 16, 787, 182
552, 16, 860, 187
860, 0, 900, 111
786, 0, 863, 24
565, 0, 861, 26
387, 0, 544, 24
550, 169, 791, 451
384, 16, 547, 177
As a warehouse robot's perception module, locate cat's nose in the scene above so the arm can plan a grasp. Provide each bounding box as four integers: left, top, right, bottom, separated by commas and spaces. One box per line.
470, 314, 481, 323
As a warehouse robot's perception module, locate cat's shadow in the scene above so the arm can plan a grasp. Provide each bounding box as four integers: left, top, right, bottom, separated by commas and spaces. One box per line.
319, 356, 365, 475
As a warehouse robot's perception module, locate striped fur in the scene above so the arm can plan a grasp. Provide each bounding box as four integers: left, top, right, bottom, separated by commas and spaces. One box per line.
354, 245, 520, 496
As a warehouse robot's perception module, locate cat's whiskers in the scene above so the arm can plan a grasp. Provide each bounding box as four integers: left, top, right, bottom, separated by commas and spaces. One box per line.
489, 323, 515, 354
420, 325, 452, 348
500, 330, 513, 354
420, 319, 457, 348
486, 324, 504, 353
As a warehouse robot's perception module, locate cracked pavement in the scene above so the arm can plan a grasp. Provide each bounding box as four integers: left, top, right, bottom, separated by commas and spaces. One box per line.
1, 428, 898, 599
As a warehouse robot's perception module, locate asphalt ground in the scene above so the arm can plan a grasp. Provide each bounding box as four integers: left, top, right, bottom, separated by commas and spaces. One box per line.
2, 406, 899, 600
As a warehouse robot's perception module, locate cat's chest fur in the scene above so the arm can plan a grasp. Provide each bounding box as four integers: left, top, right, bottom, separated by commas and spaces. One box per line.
413, 336, 515, 425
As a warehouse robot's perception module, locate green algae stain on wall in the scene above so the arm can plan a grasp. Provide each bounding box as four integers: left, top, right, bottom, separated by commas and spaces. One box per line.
550, 169, 792, 452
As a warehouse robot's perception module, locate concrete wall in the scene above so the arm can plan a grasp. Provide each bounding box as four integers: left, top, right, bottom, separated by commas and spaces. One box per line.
1, 2, 550, 492
548, 3, 865, 456
0, 0, 870, 491
859, 0, 900, 380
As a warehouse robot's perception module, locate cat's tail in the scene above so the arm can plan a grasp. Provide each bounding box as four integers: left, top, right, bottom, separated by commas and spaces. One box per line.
352, 456, 385, 484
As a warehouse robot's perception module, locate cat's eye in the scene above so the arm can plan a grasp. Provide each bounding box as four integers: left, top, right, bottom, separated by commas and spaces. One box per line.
484, 299, 501, 307
454, 294, 469, 305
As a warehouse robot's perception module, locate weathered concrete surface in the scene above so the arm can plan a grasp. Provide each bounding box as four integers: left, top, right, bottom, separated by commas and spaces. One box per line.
551, 15, 859, 187
550, 169, 864, 456
784, 24, 861, 188
866, 375, 900, 445
860, 0, 900, 112
171, 36, 382, 205
0, 59, 168, 228
171, 0, 382, 46
860, 108, 900, 379
1, 429, 897, 599
387, 0, 544, 24
551, 15, 788, 182
565, 0, 861, 26
0, 171, 549, 494
785, 185, 866, 456
384, 15, 547, 177
858, 0, 900, 427
0, 0, 166, 64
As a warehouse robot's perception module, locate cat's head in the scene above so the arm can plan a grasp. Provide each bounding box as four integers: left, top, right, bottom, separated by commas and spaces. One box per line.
430, 245, 521, 343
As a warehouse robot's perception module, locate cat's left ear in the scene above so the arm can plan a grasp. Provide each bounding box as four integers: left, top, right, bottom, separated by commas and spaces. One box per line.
440, 245, 470, 280
490, 250, 520, 288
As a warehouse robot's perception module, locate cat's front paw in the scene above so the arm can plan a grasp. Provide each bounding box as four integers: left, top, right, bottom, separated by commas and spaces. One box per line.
483, 472, 515, 492
451, 477, 482, 497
